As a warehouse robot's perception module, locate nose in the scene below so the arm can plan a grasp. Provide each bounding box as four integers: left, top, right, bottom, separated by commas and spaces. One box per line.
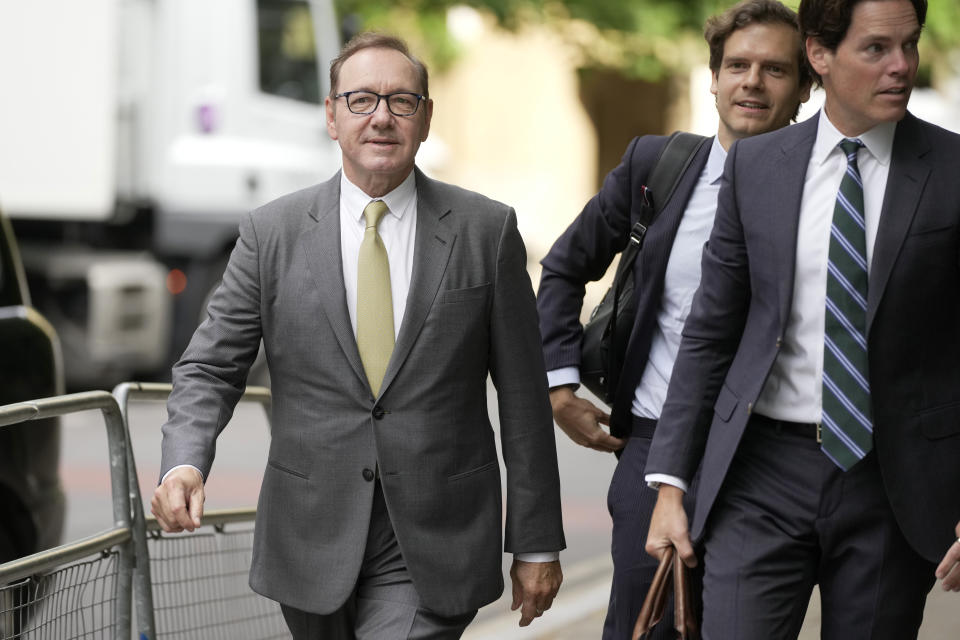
887, 47, 911, 76
369, 97, 393, 124
743, 65, 763, 89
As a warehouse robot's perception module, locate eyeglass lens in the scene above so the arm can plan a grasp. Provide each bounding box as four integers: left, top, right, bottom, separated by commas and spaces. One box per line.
346, 92, 420, 116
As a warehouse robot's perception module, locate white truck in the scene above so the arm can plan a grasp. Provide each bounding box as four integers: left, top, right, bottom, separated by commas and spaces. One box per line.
0, 0, 342, 387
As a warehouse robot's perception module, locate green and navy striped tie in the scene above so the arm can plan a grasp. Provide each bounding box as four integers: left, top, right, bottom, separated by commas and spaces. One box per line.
821, 138, 873, 470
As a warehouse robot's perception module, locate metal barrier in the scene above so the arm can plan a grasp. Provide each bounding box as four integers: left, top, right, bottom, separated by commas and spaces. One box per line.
113, 382, 285, 640
0, 392, 139, 640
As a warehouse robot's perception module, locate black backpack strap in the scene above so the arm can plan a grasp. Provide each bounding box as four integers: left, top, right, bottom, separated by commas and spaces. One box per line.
614, 132, 710, 280
637, 131, 710, 235
584, 132, 708, 404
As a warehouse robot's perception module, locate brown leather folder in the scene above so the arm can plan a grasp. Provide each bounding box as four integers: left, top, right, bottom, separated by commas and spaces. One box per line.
632, 546, 700, 640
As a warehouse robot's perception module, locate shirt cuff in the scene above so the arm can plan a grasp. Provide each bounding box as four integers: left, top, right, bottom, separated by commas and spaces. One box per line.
644, 473, 688, 492
514, 551, 560, 563
547, 367, 580, 389
161, 464, 205, 484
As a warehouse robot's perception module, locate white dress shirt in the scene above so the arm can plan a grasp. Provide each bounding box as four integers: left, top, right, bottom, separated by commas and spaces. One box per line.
547, 136, 726, 421
170, 168, 557, 562
339, 171, 417, 339
755, 112, 893, 421
650, 111, 895, 491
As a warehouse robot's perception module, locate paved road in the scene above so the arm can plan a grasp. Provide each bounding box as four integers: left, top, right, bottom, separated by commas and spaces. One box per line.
56, 383, 957, 638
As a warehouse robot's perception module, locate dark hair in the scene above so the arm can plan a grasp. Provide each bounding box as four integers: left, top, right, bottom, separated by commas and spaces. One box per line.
705, 0, 811, 92
799, 0, 927, 84
329, 32, 429, 99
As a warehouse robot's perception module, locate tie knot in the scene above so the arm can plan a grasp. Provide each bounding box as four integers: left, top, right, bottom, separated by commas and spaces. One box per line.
363, 200, 389, 230
839, 138, 863, 163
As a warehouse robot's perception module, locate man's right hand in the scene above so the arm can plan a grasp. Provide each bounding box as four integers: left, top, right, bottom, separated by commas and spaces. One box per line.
151, 466, 205, 533
549, 386, 623, 452
645, 484, 697, 568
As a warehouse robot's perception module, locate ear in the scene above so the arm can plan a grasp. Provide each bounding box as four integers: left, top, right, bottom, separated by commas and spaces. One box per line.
325, 96, 339, 141
806, 36, 831, 79
710, 71, 720, 97
420, 98, 434, 142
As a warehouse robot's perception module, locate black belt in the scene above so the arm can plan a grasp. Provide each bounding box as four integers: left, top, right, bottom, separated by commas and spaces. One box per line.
630, 415, 658, 438
750, 413, 822, 443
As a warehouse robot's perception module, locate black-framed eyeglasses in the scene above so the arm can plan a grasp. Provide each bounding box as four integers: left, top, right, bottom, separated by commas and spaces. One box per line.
335, 91, 425, 116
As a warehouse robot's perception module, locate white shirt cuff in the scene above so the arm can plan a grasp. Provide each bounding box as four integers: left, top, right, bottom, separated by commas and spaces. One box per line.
161, 464, 205, 484
547, 367, 580, 389
515, 551, 560, 563
644, 473, 688, 492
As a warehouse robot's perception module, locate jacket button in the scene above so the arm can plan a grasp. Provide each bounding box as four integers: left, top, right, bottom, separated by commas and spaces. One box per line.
362, 468, 375, 482
372, 405, 385, 419
776, 337, 783, 348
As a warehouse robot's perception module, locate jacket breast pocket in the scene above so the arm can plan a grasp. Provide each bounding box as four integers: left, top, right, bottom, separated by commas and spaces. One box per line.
438, 283, 490, 304
918, 401, 960, 440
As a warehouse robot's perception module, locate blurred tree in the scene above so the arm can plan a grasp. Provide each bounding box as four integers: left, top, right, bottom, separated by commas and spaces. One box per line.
334, 0, 960, 186
335, 0, 960, 81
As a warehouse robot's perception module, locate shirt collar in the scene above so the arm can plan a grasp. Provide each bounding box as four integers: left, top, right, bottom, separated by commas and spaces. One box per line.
340, 169, 417, 223
812, 109, 896, 168
706, 136, 726, 185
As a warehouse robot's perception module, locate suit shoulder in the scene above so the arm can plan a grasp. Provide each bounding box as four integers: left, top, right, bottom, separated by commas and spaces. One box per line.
418, 173, 514, 222
729, 119, 814, 172
912, 116, 960, 148
251, 181, 328, 220
241, 177, 335, 238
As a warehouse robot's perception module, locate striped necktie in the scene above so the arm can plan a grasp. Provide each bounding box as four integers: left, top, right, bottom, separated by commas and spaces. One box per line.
821, 138, 872, 470
356, 200, 394, 396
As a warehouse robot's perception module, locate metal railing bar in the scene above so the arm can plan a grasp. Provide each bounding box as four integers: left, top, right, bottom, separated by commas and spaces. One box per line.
111, 381, 272, 640
144, 508, 258, 533
0, 389, 134, 638
0, 529, 130, 584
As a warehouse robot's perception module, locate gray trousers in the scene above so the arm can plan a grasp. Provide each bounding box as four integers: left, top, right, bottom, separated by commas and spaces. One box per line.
280, 481, 477, 640
701, 416, 935, 639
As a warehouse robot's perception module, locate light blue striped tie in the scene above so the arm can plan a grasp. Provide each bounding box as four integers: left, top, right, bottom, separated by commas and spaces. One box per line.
821, 138, 872, 470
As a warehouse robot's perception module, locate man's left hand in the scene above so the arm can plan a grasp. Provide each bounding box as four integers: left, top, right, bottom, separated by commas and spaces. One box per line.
935, 520, 960, 592
509, 559, 562, 627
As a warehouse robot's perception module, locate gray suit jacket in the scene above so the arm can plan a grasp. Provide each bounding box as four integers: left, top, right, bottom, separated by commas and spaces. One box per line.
160, 168, 565, 616
646, 112, 960, 563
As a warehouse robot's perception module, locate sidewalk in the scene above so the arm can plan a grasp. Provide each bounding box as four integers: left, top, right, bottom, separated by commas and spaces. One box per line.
464, 557, 958, 639
463, 556, 612, 640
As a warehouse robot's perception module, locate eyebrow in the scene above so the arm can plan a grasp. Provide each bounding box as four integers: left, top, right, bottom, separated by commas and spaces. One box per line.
858, 26, 923, 44
723, 56, 793, 67
347, 86, 420, 94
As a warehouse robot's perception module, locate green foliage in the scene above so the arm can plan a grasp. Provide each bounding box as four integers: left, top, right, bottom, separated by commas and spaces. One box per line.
334, 0, 960, 81
925, 1, 960, 52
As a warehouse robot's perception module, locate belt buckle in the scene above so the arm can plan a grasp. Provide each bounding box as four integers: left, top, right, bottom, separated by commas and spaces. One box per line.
815, 423, 822, 444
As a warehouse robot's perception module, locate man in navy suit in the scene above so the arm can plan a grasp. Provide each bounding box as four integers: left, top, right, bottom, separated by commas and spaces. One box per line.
646, 0, 960, 637
536, 1, 810, 636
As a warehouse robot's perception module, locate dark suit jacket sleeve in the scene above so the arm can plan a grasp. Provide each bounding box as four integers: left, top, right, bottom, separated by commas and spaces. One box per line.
537, 136, 668, 372
160, 211, 264, 479
489, 209, 566, 554
645, 140, 753, 483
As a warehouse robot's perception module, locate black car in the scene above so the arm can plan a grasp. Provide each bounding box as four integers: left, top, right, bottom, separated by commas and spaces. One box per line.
0, 208, 65, 568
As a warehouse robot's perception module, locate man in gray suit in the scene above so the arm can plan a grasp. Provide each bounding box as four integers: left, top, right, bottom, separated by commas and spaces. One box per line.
151, 32, 565, 640
645, 0, 960, 637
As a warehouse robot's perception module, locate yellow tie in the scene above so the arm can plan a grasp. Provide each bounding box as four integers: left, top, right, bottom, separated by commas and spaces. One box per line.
357, 200, 394, 396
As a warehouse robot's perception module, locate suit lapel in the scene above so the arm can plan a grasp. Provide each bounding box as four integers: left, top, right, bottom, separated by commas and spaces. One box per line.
770, 118, 817, 329
379, 168, 455, 395
867, 114, 930, 334
301, 173, 368, 387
